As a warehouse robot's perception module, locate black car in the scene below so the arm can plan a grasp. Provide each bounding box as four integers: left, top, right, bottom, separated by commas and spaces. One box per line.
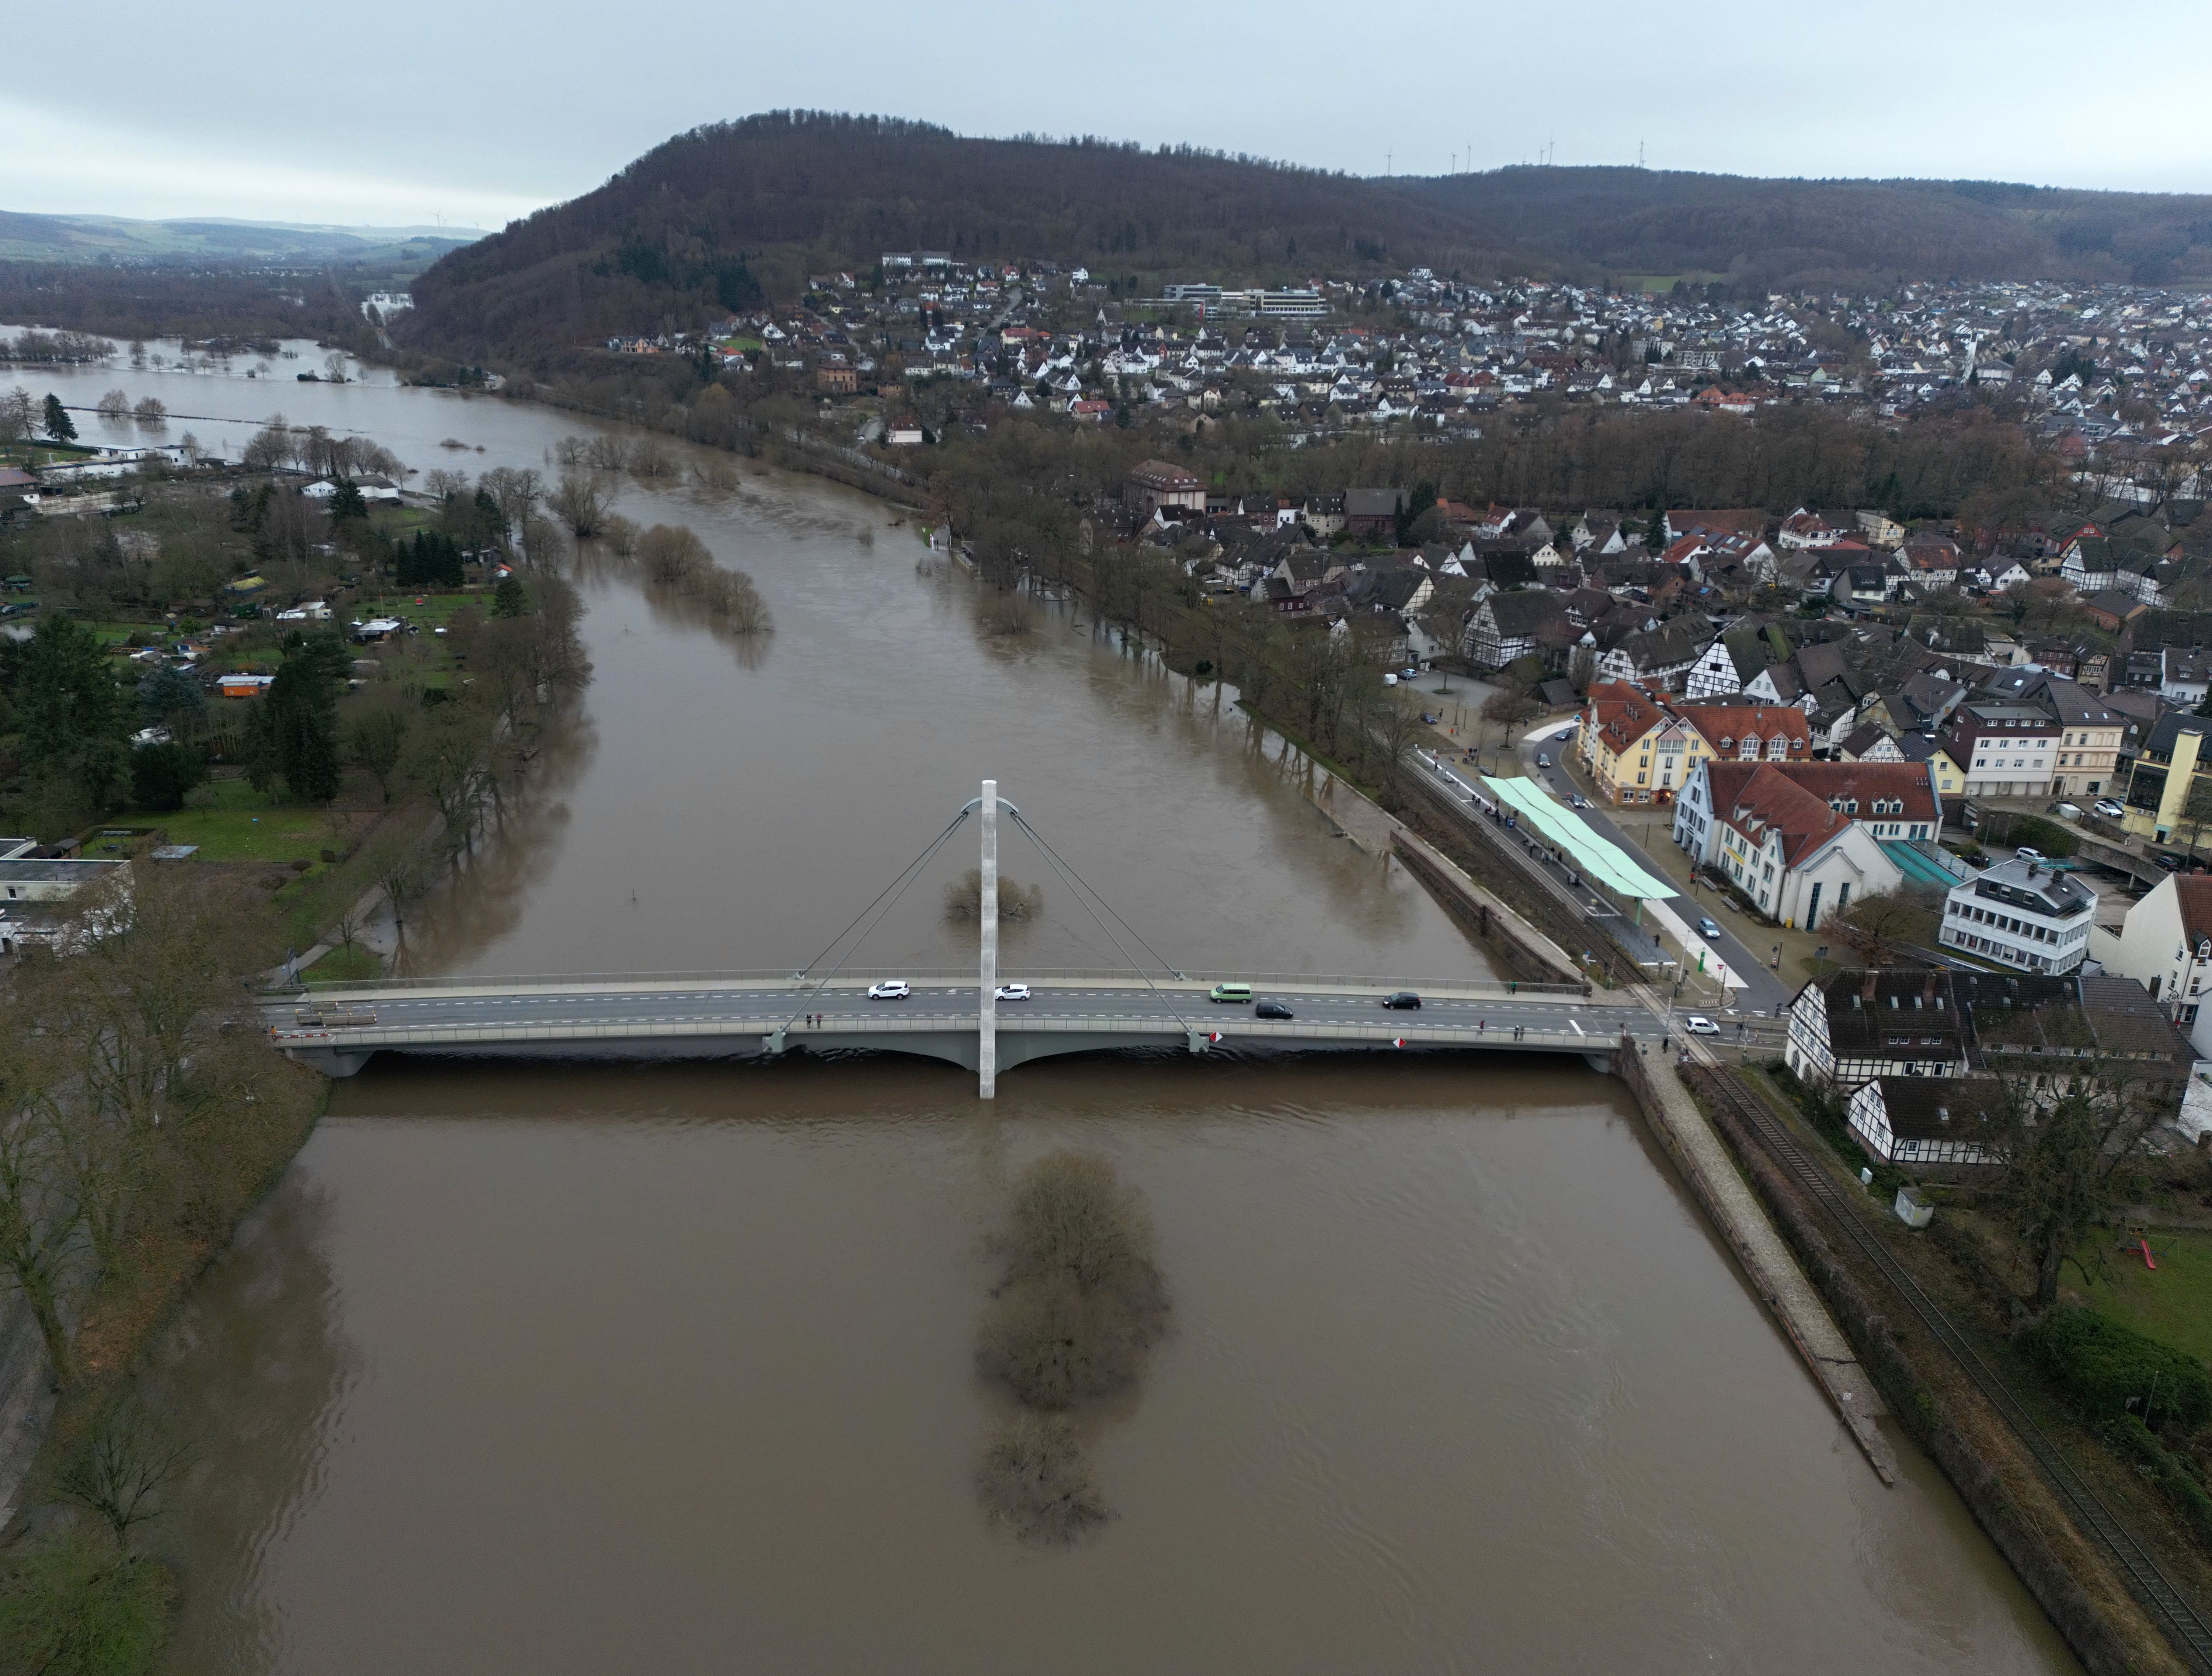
1381, 991, 1422, 1010
1255, 1000, 1294, 1020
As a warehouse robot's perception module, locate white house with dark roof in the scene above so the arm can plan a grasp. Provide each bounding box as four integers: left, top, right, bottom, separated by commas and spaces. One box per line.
2091, 871, 2212, 1055
1938, 856, 2096, 975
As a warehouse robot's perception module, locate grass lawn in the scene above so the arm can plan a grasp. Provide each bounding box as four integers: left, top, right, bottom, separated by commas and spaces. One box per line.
302, 943, 383, 982
350, 588, 490, 626
128, 777, 346, 864
2080, 1227, 2212, 1363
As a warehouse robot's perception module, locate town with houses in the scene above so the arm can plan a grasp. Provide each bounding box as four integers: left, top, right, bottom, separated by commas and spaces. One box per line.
610, 256, 2212, 460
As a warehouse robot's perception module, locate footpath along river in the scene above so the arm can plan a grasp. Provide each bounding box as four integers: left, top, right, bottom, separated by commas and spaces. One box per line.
14, 346, 2077, 1672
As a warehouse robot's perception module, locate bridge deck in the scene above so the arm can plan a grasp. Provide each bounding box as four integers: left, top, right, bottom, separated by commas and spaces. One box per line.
264, 974, 1742, 1078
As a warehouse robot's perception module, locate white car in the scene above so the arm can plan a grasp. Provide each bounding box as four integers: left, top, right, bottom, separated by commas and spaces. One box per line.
866, 980, 911, 1000
1683, 1015, 1721, 1036
994, 983, 1031, 1002
2014, 846, 2043, 862
2094, 799, 2126, 819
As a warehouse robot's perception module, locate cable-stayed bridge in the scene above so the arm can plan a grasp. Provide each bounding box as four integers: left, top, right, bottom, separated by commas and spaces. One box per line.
267, 782, 1674, 1093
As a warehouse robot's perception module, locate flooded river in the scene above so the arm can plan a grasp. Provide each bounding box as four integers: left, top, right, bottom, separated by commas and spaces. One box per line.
15, 347, 2076, 1671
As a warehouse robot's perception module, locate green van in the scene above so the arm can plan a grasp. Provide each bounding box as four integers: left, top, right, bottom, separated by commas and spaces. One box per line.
1208, 982, 1253, 1004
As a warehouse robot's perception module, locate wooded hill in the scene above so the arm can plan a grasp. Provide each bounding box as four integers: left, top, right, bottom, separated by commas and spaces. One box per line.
399, 110, 2212, 367
400, 112, 1520, 365
1396, 167, 2212, 292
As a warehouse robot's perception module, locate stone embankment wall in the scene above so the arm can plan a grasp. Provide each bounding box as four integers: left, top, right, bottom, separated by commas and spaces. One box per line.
1613, 1040, 1897, 1484
1682, 1063, 2180, 1676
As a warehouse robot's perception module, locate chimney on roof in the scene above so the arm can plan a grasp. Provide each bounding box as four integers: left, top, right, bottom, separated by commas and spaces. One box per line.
1863, 970, 1878, 1004
1924, 972, 1939, 1007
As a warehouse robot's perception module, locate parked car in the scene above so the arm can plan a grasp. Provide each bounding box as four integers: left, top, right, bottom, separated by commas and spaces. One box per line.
2015, 846, 2043, 862
2157, 852, 2185, 871
1255, 1001, 1294, 1020
994, 983, 1030, 1002
1209, 982, 1252, 1004
1420, 712, 1439, 725
866, 980, 911, 1000
1697, 916, 1722, 940
1684, 1015, 1721, 1036
1381, 991, 1422, 1010
2094, 799, 2126, 819
2052, 802, 2083, 821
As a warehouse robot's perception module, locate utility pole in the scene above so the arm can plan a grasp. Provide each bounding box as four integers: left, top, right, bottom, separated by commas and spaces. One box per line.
979, 778, 999, 1098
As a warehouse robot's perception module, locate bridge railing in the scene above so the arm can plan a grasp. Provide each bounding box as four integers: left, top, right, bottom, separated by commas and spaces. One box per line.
273, 966, 1594, 998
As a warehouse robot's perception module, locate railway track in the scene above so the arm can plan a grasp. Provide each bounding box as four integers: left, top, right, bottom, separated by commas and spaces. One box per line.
1694, 1064, 2212, 1673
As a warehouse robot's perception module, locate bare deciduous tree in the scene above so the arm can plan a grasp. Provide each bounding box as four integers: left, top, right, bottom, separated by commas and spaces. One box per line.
550, 473, 611, 538
0, 384, 34, 447
57, 1403, 191, 1551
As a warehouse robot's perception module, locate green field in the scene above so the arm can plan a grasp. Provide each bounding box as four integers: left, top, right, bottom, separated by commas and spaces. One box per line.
2082, 1227, 2212, 1364
354, 587, 489, 625
301, 944, 383, 983
127, 776, 346, 864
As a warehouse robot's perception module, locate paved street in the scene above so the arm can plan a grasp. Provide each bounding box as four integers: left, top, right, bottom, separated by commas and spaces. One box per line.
265, 974, 1784, 1070
1403, 678, 1794, 1018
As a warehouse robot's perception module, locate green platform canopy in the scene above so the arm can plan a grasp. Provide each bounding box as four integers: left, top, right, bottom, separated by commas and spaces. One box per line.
1879, 839, 1966, 891
1481, 775, 1678, 900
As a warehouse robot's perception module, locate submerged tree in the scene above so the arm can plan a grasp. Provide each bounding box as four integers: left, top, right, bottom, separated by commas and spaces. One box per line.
975, 1150, 1167, 1409
945, 870, 1041, 922
975, 1412, 1109, 1544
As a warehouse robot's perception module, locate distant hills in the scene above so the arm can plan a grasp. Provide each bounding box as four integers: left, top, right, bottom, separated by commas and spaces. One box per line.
1395, 168, 2212, 290
382, 111, 2212, 367
0, 212, 480, 266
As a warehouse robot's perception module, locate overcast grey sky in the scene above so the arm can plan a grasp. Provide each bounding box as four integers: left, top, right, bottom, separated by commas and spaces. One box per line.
12, 0, 2208, 227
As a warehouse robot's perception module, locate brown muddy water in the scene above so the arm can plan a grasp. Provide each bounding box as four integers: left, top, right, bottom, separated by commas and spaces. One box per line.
22, 348, 2075, 1671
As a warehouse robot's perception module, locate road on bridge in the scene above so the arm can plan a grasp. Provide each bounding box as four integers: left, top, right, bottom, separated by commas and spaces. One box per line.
267, 975, 1784, 1072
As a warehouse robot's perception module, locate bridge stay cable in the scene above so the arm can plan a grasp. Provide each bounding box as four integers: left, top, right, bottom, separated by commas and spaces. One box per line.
1006, 811, 1184, 980
1005, 810, 1190, 1033
778, 808, 974, 1030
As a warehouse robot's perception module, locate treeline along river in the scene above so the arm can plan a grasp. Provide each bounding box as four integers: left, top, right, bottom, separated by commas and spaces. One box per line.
14, 345, 2078, 1672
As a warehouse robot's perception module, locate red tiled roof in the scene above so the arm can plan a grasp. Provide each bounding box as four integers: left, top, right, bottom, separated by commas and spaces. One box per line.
1703, 760, 1938, 866
1674, 706, 1812, 758
2174, 875, 2212, 946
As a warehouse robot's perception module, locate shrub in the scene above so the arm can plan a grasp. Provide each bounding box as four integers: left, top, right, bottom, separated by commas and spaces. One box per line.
0, 1527, 176, 1676
2103, 1414, 2212, 1550
2023, 1307, 2211, 1429
126, 742, 206, 813
2007, 815, 2077, 858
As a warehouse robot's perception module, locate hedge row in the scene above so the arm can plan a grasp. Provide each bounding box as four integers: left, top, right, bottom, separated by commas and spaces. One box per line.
2022, 1306, 2211, 1430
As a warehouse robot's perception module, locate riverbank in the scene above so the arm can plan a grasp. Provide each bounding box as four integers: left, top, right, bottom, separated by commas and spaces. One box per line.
1686, 1063, 2204, 1676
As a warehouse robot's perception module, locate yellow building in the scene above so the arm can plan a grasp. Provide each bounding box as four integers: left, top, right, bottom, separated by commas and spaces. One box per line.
1578, 682, 1813, 805
2122, 717, 2212, 844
